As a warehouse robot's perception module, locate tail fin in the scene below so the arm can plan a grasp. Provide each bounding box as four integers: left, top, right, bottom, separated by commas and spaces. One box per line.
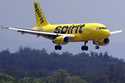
34, 0, 48, 26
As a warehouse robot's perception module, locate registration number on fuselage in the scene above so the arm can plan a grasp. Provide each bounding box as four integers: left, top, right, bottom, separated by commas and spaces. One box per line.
54, 24, 85, 34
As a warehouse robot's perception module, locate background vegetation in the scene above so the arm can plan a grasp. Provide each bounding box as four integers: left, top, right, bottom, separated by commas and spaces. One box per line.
0, 47, 125, 83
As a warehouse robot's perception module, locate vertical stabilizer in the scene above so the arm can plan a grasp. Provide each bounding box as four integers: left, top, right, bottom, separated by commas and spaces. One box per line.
34, 0, 48, 26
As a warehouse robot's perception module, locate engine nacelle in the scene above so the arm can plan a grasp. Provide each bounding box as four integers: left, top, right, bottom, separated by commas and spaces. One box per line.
53, 36, 70, 45
95, 38, 110, 46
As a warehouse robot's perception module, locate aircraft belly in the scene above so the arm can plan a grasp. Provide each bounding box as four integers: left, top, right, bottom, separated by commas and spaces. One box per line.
70, 34, 87, 42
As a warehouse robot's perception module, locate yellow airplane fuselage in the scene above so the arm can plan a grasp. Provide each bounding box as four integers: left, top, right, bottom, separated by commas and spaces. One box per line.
33, 23, 111, 45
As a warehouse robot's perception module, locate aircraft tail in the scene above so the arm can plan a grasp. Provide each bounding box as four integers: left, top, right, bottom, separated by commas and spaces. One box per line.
34, 0, 48, 27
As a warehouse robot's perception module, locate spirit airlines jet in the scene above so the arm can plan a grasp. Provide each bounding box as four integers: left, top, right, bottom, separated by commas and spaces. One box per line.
1, 0, 122, 51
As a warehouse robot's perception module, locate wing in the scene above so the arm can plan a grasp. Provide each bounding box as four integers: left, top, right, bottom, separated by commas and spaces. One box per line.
111, 30, 122, 35
0, 26, 75, 40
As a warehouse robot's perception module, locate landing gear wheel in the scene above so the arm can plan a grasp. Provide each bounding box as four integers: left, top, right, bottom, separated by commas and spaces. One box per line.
55, 45, 62, 50
95, 46, 100, 49
81, 46, 88, 51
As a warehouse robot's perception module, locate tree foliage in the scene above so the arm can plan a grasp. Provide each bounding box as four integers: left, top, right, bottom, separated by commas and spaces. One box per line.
0, 47, 124, 83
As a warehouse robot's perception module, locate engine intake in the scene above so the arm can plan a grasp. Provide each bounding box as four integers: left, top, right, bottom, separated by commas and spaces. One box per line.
64, 37, 70, 43
53, 36, 70, 44
104, 38, 110, 45
95, 38, 110, 46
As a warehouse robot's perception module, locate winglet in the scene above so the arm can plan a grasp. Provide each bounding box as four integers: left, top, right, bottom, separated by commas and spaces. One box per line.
0, 25, 9, 30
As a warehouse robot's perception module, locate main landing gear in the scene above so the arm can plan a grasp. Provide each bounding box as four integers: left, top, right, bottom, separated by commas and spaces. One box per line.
55, 45, 62, 50
81, 41, 88, 51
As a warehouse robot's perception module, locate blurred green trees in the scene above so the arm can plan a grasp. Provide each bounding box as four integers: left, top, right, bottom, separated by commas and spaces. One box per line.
0, 70, 87, 83
0, 47, 125, 83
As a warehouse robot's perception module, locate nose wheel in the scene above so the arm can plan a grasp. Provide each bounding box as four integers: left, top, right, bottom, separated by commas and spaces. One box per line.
55, 45, 62, 50
95, 45, 100, 49
93, 41, 100, 50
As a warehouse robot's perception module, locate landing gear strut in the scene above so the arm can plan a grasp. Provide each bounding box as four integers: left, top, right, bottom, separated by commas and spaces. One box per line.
55, 45, 62, 50
81, 41, 88, 51
93, 41, 100, 50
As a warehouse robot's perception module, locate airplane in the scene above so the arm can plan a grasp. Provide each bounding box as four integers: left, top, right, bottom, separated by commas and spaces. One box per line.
0, 0, 122, 51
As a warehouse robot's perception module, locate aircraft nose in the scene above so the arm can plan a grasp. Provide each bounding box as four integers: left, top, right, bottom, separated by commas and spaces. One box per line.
103, 30, 111, 37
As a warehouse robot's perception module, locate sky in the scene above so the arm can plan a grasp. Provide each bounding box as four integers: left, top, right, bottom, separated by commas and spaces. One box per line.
0, 0, 125, 59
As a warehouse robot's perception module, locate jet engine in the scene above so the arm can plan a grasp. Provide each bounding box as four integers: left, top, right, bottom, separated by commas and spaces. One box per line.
53, 36, 70, 45
95, 38, 110, 46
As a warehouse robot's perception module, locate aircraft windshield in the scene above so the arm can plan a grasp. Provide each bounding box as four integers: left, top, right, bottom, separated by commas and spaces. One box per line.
99, 27, 107, 29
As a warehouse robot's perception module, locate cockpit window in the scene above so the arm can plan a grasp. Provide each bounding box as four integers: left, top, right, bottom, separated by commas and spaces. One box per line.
99, 27, 107, 29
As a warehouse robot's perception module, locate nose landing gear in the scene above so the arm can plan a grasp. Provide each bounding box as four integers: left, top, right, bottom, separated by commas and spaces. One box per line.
95, 45, 100, 49
93, 41, 100, 50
